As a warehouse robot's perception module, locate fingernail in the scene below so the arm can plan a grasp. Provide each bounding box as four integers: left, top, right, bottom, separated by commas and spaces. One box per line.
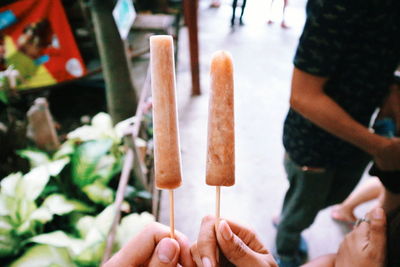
373, 208, 384, 220
219, 220, 232, 241
202, 257, 212, 267
158, 238, 177, 263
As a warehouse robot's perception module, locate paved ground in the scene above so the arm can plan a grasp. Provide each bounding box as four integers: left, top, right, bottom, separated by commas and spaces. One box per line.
160, 0, 375, 261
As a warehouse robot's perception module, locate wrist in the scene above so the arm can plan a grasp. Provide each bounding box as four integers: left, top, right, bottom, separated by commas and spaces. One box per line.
366, 134, 391, 156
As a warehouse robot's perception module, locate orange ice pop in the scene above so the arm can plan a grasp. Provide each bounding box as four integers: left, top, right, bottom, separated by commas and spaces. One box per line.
150, 35, 182, 190
206, 51, 235, 187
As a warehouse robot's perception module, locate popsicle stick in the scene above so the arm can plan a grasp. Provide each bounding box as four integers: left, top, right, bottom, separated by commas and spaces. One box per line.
216, 186, 221, 221
169, 189, 175, 239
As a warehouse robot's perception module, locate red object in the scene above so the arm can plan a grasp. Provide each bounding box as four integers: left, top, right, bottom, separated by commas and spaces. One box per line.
0, 0, 86, 87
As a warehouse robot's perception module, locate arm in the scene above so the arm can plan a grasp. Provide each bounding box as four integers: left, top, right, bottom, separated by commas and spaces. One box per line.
290, 67, 400, 170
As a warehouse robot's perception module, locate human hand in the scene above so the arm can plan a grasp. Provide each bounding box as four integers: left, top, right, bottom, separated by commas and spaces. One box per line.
334, 207, 386, 267
373, 137, 400, 171
104, 222, 195, 267
378, 84, 400, 133
191, 215, 277, 267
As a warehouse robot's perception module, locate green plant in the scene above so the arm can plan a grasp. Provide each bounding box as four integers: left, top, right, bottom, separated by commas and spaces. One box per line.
0, 112, 154, 266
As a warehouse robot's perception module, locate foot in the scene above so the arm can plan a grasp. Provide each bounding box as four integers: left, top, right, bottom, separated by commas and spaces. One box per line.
281, 21, 290, 29
239, 18, 244, 25
267, 20, 274, 25
331, 204, 357, 224
210, 1, 221, 8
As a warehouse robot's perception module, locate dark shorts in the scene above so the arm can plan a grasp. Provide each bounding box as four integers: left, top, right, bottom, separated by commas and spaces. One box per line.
369, 164, 400, 194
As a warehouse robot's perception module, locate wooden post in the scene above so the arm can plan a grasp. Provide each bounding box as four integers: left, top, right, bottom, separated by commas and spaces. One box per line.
90, 0, 138, 124
27, 98, 60, 151
183, 0, 201, 95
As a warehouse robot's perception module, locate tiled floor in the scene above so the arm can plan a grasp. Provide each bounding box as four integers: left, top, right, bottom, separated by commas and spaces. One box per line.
160, 0, 375, 261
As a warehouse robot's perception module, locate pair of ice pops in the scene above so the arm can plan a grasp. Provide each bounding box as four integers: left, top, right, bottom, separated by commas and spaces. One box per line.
150, 35, 234, 238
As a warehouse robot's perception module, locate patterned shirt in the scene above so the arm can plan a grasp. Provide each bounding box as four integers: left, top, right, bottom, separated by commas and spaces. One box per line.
283, 0, 400, 168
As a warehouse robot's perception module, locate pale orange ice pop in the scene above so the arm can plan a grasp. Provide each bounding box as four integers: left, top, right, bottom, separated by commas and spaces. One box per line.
206, 51, 235, 186
150, 35, 182, 190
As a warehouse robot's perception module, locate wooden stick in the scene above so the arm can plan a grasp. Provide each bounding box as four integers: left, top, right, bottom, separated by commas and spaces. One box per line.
216, 186, 221, 221
101, 149, 134, 264
215, 186, 221, 264
169, 189, 175, 239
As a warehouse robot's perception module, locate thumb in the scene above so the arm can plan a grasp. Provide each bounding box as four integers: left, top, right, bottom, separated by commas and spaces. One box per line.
148, 238, 180, 267
366, 208, 387, 261
216, 220, 257, 266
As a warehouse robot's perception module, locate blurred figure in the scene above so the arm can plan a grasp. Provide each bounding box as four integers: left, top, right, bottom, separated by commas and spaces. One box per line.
267, 0, 289, 28
276, 0, 400, 266
231, 0, 247, 26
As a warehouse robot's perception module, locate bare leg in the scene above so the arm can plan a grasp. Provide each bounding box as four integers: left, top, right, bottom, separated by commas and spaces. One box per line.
281, 0, 289, 28
239, 0, 247, 25
231, 0, 238, 26
267, 0, 275, 24
331, 177, 383, 223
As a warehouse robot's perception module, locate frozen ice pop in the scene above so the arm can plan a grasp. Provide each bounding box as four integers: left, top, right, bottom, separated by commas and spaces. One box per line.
206, 51, 235, 186
150, 35, 182, 189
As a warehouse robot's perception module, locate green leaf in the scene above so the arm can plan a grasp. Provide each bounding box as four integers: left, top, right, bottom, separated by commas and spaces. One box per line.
92, 204, 116, 235
76, 216, 95, 239
41, 194, 94, 215
17, 149, 50, 168
74, 240, 105, 266
82, 182, 114, 206
91, 112, 114, 134
93, 154, 120, 185
0, 216, 12, 235
30, 231, 84, 256
0, 89, 8, 104
0, 231, 19, 257
21, 166, 50, 201
10, 244, 75, 267
15, 199, 37, 235
73, 205, 116, 265
53, 141, 75, 160
29, 207, 53, 224
116, 212, 154, 248
16, 198, 37, 223
71, 139, 113, 187
0, 172, 23, 196
47, 158, 70, 177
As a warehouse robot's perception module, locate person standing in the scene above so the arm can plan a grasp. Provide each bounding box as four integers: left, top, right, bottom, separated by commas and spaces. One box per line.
275, 0, 400, 266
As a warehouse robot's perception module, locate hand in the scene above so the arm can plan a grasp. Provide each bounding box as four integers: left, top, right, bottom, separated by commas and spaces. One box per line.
334, 207, 386, 267
104, 222, 195, 267
191, 215, 277, 267
378, 84, 400, 133
373, 137, 400, 171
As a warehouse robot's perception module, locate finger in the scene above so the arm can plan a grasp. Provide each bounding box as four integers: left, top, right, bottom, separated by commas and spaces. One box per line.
104, 222, 194, 267
216, 220, 259, 266
197, 215, 219, 267
148, 238, 180, 267
190, 242, 203, 266
224, 219, 269, 254
104, 222, 170, 266
174, 230, 196, 267
365, 207, 387, 262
